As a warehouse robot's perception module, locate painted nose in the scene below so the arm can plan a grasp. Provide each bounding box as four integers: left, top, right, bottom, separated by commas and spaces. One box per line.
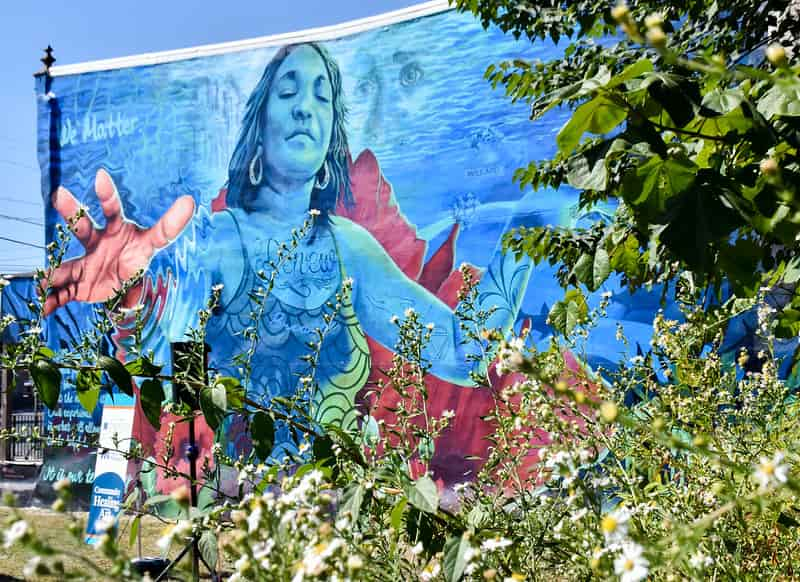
292, 93, 313, 121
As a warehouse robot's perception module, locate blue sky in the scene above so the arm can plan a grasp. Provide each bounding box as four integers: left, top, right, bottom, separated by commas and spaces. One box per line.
0, 0, 420, 273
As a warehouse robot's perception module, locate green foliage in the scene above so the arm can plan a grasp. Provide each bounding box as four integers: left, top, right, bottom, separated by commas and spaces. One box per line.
29, 358, 61, 410
139, 379, 164, 430
457, 0, 800, 338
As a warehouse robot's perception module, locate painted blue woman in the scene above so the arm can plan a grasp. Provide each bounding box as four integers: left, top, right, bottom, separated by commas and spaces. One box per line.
46, 42, 531, 457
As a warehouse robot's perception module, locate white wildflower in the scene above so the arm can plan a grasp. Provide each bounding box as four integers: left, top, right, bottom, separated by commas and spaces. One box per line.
390, 315, 399, 324
247, 506, 262, 533
601, 507, 631, 547
613, 542, 649, 582
754, 451, 790, 489
3, 520, 28, 548
689, 551, 713, 569
347, 554, 364, 571
420, 561, 441, 581
481, 536, 513, 551
23, 556, 42, 578
308, 208, 321, 216
404, 307, 415, 318
94, 514, 117, 533
211, 283, 225, 292
411, 542, 425, 555
343, 276, 354, 286
0, 278, 9, 288
442, 409, 456, 419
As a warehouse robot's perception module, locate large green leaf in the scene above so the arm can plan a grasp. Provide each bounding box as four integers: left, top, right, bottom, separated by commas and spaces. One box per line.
443, 534, 472, 582
660, 172, 745, 272
621, 156, 697, 219
199, 382, 226, 431
757, 79, 800, 118
30, 359, 62, 410
557, 96, 626, 154
548, 288, 589, 336
251, 411, 275, 460
566, 141, 609, 191
140, 379, 165, 430
215, 376, 244, 410
98, 355, 133, 396
390, 497, 408, 530
340, 483, 366, 523
405, 474, 439, 514
610, 235, 641, 276
76, 369, 102, 413
199, 530, 218, 570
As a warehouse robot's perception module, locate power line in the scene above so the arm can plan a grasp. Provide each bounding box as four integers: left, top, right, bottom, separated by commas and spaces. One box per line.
0, 236, 45, 249
0, 197, 42, 207
0, 214, 44, 227
0, 159, 38, 171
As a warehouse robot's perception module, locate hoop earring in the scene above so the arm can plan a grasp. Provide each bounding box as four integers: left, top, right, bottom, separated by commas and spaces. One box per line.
249, 145, 263, 186
315, 160, 330, 191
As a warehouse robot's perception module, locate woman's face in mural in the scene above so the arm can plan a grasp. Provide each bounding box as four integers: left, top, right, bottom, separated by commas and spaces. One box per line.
263, 45, 334, 186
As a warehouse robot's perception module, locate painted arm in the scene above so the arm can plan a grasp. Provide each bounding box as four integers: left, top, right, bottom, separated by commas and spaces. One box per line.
332, 216, 531, 386
44, 169, 195, 316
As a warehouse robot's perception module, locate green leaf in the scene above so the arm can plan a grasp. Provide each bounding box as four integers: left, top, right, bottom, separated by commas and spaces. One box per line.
124, 357, 162, 378
128, 515, 141, 549
548, 288, 589, 336
199, 530, 218, 570
215, 376, 244, 410
199, 382, 226, 431
443, 533, 472, 582
607, 58, 654, 88
620, 156, 697, 218
757, 79, 800, 118
701, 88, 744, 115
340, 483, 366, 523
251, 411, 275, 460
77, 385, 100, 413
30, 359, 62, 410
98, 355, 133, 396
405, 475, 439, 514
592, 246, 611, 290
140, 457, 158, 496
566, 144, 608, 191
140, 379, 165, 430
660, 172, 745, 272
390, 497, 408, 530
557, 96, 626, 154
610, 235, 641, 275
76, 369, 102, 413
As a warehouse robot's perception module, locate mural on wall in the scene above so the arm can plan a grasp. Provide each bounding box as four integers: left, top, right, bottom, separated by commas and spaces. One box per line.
35, 6, 659, 495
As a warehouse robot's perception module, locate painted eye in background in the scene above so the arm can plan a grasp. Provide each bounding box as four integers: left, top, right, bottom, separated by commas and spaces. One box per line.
399, 62, 424, 87
355, 77, 378, 97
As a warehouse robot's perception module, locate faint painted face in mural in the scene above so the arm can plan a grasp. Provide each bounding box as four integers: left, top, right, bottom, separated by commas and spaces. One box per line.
263, 45, 334, 186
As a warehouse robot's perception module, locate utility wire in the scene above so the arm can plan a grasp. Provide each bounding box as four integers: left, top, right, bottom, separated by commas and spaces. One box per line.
0, 214, 43, 227
0, 159, 38, 171
0, 236, 45, 249
0, 197, 42, 207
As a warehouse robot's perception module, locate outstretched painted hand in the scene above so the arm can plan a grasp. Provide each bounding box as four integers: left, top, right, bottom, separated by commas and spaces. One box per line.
43, 169, 195, 316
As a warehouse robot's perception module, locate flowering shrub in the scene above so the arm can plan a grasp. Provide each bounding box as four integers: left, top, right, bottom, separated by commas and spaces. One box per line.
5, 274, 800, 581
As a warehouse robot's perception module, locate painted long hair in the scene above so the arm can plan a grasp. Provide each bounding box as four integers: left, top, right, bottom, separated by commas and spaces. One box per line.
226, 42, 353, 220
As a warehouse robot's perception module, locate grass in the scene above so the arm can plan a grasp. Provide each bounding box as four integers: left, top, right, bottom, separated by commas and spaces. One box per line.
0, 507, 227, 580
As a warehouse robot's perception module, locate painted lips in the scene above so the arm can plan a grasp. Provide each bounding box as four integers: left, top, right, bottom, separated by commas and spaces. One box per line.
287, 129, 314, 141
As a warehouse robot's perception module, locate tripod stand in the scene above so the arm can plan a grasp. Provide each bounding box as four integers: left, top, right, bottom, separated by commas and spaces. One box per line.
150, 341, 218, 582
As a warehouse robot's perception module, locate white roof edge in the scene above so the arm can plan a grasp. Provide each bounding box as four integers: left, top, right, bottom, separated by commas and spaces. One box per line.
48, 0, 452, 77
